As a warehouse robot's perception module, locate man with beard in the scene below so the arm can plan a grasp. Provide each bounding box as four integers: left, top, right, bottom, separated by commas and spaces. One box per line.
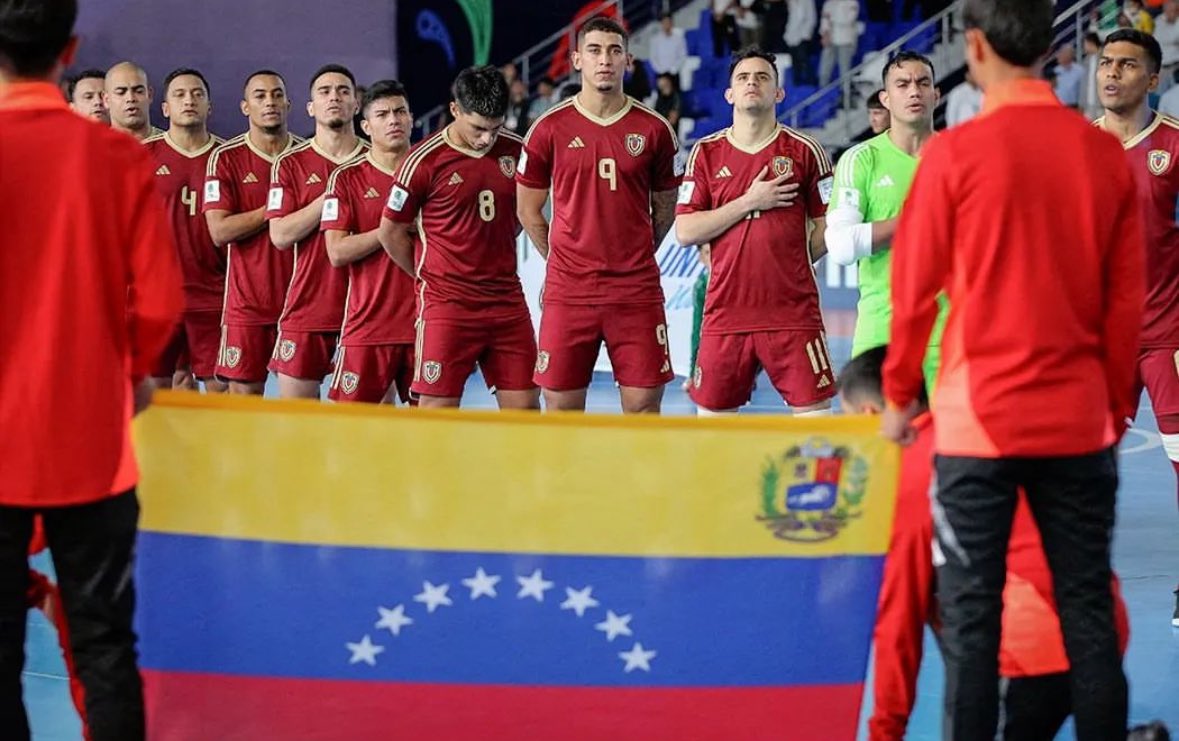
267, 64, 367, 400
203, 70, 301, 395
674, 47, 835, 416
67, 67, 107, 122
321, 80, 418, 405
104, 61, 160, 140
145, 68, 226, 394
827, 51, 947, 395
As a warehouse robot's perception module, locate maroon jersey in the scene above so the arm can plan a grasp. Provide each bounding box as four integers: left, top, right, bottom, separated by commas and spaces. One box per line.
203, 133, 301, 326
145, 132, 226, 313
384, 127, 527, 321
1099, 112, 1179, 348
516, 97, 680, 305
321, 154, 416, 345
677, 125, 833, 334
268, 139, 369, 332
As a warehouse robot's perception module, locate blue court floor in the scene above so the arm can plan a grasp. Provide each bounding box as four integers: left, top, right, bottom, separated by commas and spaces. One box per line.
23, 334, 1179, 739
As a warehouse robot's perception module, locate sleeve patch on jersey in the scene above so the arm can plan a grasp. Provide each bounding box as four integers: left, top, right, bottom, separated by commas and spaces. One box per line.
674, 150, 687, 177
205, 180, 221, 204
837, 187, 860, 209
387, 186, 409, 212
677, 181, 696, 205
818, 176, 834, 205
267, 187, 284, 212
517, 151, 528, 176
321, 197, 339, 223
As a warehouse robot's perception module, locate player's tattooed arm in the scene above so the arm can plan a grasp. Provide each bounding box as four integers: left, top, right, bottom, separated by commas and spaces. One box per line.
377, 216, 417, 276
517, 184, 551, 259
206, 205, 267, 247
652, 189, 678, 248
270, 194, 326, 250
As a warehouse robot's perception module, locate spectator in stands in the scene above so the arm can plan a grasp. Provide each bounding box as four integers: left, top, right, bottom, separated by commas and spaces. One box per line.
624, 56, 652, 100
1053, 45, 1085, 108
736, 0, 764, 48
501, 62, 520, 88
944, 69, 983, 126
1080, 32, 1104, 119
528, 76, 558, 120
654, 72, 682, 128
819, 0, 861, 87
1155, 0, 1179, 92
1159, 67, 1179, 116
1125, 0, 1156, 32
762, 0, 790, 53
786, 0, 819, 84
712, 0, 741, 57
650, 13, 689, 75
867, 87, 890, 133
504, 78, 530, 136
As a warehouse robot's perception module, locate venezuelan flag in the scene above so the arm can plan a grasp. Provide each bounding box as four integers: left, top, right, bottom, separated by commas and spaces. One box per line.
134, 393, 898, 741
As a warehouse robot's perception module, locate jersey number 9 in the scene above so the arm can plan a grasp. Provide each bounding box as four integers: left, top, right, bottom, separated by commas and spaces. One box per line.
599, 158, 617, 192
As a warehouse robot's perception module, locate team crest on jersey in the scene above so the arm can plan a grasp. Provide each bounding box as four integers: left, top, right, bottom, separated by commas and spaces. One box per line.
278, 339, 296, 362
772, 156, 793, 178
756, 438, 870, 543
535, 350, 551, 374
1149, 149, 1173, 176
223, 346, 242, 369
341, 372, 360, 395
625, 133, 646, 157
499, 155, 516, 178
422, 361, 442, 384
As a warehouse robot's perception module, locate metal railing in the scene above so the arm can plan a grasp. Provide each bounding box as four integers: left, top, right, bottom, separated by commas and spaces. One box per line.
778, 0, 964, 131
1053, 0, 1112, 56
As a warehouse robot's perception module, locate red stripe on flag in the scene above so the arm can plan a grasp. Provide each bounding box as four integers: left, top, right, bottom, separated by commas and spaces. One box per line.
144, 670, 865, 741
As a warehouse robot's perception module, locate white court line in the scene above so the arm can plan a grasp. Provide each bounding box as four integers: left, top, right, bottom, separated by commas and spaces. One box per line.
1121, 426, 1163, 456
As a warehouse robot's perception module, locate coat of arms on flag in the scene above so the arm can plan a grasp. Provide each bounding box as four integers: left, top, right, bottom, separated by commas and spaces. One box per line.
757, 437, 869, 543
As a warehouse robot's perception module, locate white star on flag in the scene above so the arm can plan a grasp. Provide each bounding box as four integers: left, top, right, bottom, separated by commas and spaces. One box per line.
461, 568, 501, 599
594, 610, 633, 642
374, 605, 413, 636
346, 635, 385, 666
559, 586, 600, 617
516, 569, 555, 602
413, 581, 453, 613
618, 642, 657, 673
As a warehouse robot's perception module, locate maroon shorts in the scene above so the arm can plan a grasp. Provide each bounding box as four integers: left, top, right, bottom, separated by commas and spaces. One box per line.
329, 343, 415, 404
689, 330, 836, 411
412, 313, 537, 399
1136, 346, 1179, 418
534, 302, 673, 391
268, 329, 339, 382
216, 323, 278, 384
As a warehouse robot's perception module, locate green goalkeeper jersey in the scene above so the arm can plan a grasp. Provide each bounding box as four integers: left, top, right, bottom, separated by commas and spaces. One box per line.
829, 131, 948, 388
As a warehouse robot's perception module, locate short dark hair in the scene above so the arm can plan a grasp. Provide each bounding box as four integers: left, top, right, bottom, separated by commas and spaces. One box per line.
362, 79, 409, 116
882, 51, 935, 86
728, 46, 779, 82
452, 65, 510, 119
244, 68, 285, 92
866, 88, 887, 110
837, 346, 929, 409
66, 67, 105, 99
163, 67, 210, 97
1084, 31, 1102, 47
577, 15, 628, 48
962, 0, 1054, 68
1103, 28, 1163, 74
309, 63, 356, 91
0, 0, 77, 77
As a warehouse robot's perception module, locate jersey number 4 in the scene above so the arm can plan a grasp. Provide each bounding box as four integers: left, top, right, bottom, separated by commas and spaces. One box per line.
181, 185, 199, 217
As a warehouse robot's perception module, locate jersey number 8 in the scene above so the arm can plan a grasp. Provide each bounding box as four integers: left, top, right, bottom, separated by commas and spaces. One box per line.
478, 190, 495, 222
